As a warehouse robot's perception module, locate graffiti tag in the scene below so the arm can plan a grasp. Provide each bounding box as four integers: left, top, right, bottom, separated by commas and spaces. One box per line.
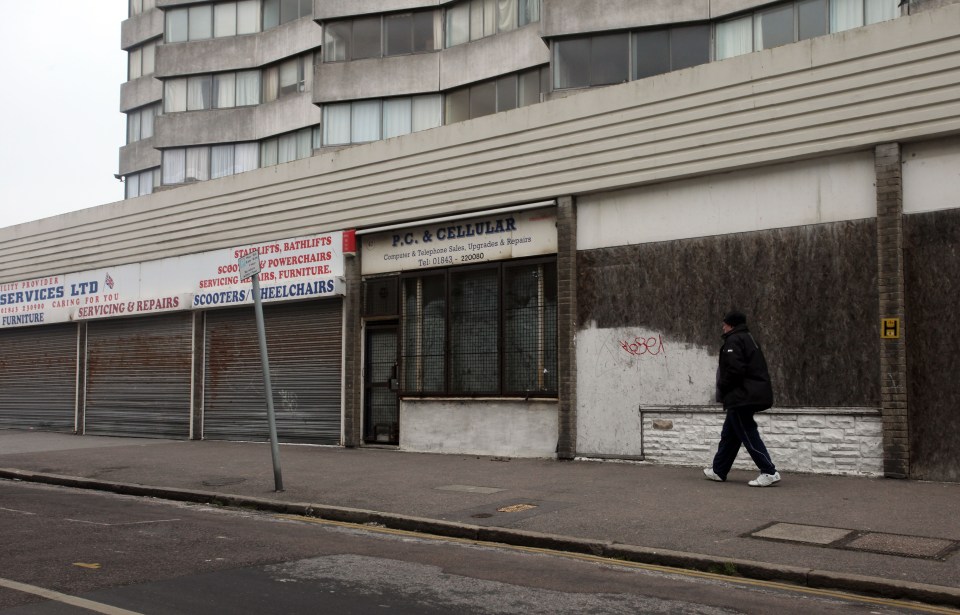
619, 334, 665, 357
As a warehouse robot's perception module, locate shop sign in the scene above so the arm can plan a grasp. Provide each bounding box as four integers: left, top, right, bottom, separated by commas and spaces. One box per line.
0, 231, 344, 329
361, 208, 557, 275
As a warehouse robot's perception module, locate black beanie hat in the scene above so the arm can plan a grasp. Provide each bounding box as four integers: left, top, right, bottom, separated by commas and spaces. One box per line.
723, 311, 747, 327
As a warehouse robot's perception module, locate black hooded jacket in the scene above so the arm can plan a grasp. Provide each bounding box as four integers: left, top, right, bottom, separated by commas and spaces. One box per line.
717, 324, 774, 411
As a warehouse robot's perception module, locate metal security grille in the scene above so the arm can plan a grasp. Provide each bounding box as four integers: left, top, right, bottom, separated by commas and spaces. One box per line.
85, 313, 193, 439
364, 325, 398, 444
0, 324, 78, 432
202, 299, 342, 444
449, 267, 500, 394
363, 276, 399, 317
401, 274, 446, 393
399, 257, 557, 397
504, 261, 558, 393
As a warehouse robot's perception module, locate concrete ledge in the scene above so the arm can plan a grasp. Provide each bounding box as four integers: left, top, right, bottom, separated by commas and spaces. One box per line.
3, 468, 959, 609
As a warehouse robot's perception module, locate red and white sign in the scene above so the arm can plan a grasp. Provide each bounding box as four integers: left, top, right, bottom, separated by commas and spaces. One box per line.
0, 231, 345, 328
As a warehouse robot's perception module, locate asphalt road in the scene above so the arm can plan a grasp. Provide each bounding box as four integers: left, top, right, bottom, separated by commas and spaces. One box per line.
0, 481, 940, 615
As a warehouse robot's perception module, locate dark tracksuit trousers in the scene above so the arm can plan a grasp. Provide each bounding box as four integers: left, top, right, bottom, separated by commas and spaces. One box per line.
711, 407, 776, 479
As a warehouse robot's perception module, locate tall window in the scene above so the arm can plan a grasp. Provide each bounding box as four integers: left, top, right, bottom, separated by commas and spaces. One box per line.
164, 56, 311, 113
129, 0, 157, 17
716, 0, 898, 61
444, 67, 548, 123
262, 0, 311, 30
124, 168, 160, 199
323, 11, 440, 62
444, 0, 541, 47
555, 26, 713, 90
831, 0, 898, 31
127, 39, 157, 80
400, 259, 557, 396
126, 103, 160, 144
162, 143, 259, 184
166, 1, 260, 42
635, 25, 711, 80
160, 126, 321, 186
322, 95, 442, 146
261, 54, 313, 102
554, 33, 630, 90
260, 126, 318, 167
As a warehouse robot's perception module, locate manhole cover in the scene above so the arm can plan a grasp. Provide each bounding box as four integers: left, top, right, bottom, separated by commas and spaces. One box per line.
752, 523, 852, 545
497, 503, 538, 513
845, 533, 955, 559
750, 522, 958, 561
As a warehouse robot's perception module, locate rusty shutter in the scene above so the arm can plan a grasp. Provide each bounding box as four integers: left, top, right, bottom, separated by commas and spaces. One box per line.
84, 313, 193, 439
203, 299, 342, 444
0, 324, 78, 431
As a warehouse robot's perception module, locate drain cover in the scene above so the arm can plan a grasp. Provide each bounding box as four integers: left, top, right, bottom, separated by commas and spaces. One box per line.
846, 533, 955, 559
752, 523, 852, 545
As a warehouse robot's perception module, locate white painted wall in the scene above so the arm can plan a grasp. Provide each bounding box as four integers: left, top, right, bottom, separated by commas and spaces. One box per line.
640, 409, 883, 476
903, 136, 960, 214
400, 399, 558, 457
576, 325, 716, 457
577, 153, 877, 250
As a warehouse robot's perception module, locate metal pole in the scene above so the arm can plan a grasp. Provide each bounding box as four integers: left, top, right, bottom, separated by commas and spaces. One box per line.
251, 273, 284, 492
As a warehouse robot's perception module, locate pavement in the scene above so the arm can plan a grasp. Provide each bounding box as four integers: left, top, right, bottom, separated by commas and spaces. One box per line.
1, 430, 958, 608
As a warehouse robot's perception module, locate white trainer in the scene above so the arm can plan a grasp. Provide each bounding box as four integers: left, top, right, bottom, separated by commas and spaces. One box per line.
748, 471, 781, 487
703, 468, 724, 482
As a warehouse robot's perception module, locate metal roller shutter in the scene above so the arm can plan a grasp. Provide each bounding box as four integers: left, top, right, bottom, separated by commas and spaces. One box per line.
203, 299, 342, 444
0, 324, 78, 431
84, 313, 192, 439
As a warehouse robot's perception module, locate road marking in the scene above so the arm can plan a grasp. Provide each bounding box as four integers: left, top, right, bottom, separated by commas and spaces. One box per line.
0, 507, 37, 515
0, 576, 143, 615
64, 518, 181, 527
275, 514, 960, 615
73, 563, 102, 570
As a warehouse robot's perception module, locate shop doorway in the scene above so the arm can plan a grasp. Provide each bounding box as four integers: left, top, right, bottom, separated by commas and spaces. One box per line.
364, 324, 399, 444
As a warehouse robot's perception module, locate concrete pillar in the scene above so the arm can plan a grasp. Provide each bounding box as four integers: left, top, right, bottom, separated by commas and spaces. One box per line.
342, 250, 363, 448
875, 143, 909, 478
556, 196, 578, 459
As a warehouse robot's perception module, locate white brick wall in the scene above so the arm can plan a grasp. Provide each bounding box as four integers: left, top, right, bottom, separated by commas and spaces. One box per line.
640, 408, 883, 476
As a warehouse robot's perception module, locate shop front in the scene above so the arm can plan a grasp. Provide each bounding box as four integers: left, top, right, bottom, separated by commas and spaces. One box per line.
0, 321, 78, 432
0, 231, 347, 443
358, 204, 560, 457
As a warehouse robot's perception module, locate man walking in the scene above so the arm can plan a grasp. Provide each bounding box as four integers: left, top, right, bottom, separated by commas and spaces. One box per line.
703, 311, 781, 487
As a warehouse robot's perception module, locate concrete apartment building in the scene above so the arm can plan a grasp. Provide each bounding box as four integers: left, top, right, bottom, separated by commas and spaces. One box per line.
3, 0, 960, 482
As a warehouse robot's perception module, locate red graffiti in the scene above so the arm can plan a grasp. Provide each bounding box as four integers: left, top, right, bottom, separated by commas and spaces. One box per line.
620, 334, 665, 357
